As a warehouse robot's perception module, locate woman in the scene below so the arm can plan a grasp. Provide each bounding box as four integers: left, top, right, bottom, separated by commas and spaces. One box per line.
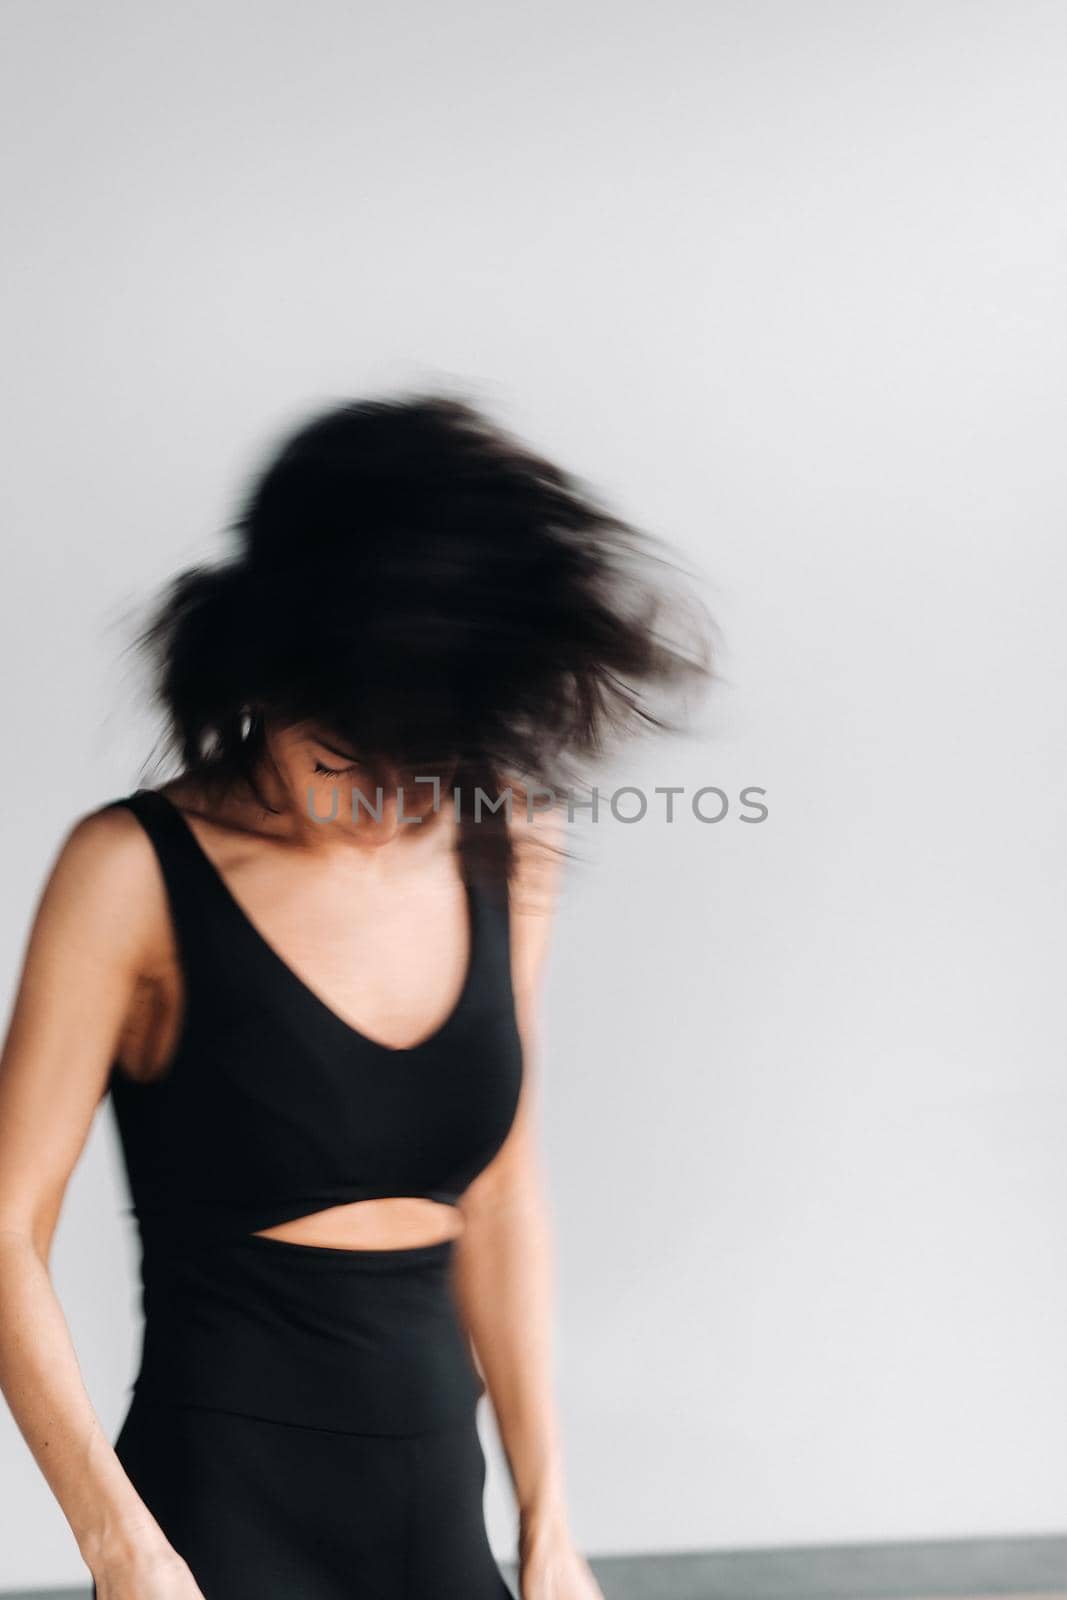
0, 394, 709, 1598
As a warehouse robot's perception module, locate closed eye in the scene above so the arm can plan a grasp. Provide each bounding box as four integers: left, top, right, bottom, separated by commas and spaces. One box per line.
313, 759, 359, 777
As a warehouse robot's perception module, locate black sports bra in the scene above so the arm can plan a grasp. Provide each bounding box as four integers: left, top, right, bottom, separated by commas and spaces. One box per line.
105, 788, 524, 1250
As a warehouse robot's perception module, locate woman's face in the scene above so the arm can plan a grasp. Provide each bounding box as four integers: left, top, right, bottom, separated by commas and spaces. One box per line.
263, 718, 455, 846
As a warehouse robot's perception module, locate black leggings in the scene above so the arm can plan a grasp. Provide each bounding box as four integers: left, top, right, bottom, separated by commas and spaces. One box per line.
97, 1235, 514, 1598
101, 1392, 513, 1599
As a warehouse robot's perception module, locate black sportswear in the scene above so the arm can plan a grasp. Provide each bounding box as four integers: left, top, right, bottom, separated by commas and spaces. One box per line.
97, 786, 523, 1597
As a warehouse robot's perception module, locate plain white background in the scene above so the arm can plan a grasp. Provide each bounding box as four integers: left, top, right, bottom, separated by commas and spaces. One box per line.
2, 0, 1066, 1589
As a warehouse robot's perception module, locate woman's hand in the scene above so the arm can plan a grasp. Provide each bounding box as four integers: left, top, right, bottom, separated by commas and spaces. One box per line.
519, 1509, 605, 1599
90, 1540, 207, 1599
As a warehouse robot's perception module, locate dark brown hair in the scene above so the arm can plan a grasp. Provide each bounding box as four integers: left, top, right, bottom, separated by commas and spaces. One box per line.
132, 391, 714, 889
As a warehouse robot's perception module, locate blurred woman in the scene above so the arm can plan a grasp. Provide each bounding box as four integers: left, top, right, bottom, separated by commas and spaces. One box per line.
0, 393, 709, 1598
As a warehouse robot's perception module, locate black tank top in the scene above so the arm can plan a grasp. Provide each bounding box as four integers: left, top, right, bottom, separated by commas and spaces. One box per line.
105, 788, 524, 1247
100, 788, 524, 1434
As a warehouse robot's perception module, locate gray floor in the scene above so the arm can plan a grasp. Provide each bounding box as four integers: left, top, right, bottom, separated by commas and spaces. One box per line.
8, 1531, 1067, 1600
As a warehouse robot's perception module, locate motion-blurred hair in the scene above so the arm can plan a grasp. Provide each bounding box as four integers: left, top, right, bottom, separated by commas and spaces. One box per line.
133, 392, 714, 887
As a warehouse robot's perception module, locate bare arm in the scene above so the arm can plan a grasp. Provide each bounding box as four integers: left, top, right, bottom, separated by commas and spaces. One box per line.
0, 806, 204, 1597
452, 804, 603, 1599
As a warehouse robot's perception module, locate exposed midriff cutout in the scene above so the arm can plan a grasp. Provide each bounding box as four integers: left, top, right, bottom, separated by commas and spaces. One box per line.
251, 1197, 464, 1251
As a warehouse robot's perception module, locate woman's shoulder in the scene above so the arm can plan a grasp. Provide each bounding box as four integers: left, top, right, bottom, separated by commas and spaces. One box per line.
502, 773, 566, 871
490, 779, 565, 1008
59, 789, 157, 871
500, 773, 566, 838
25, 793, 173, 982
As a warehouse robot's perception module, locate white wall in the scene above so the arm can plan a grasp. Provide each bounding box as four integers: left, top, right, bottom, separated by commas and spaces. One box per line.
3, 0, 1067, 1588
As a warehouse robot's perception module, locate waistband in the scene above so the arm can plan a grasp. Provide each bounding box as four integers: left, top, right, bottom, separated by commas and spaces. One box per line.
133, 1232, 485, 1436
